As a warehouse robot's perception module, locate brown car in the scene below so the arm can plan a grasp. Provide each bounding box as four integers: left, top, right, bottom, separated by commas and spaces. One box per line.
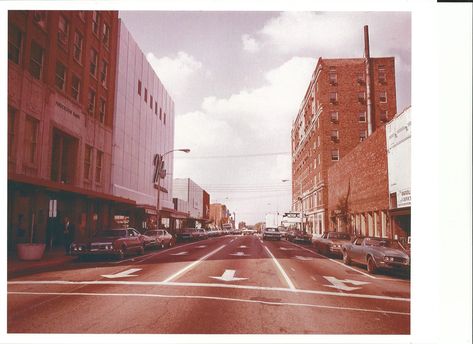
143, 229, 175, 248
71, 228, 145, 260
313, 231, 352, 257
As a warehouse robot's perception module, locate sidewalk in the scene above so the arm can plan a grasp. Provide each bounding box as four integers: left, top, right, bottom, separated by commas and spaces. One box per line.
8, 247, 75, 276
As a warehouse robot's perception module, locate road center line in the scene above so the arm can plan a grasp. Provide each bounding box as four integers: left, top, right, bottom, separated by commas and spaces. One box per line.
162, 244, 226, 282
7, 280, 410, 302
8, 291, 409, 316
263, 245, 296, 290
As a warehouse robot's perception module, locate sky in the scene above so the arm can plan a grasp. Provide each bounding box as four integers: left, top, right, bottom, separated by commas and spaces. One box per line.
118, 11, 411, 225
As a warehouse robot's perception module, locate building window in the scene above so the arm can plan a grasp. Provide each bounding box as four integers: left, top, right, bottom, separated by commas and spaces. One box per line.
100, 60, 108, 87
90, 48, 98, 77
159, 108, 162, 120
155, 101, 158, 115
380, 110, 388, 122
144, 88, 148, 103
357, 92, 366, 103
356, 72, 365, 84
55, 62, 67, 91
95, 150, 103, 184
84, 145, 92, 181
24, 116, 39, 164
331, 149, 339, 161
317, 136, 320, 147
87, 89, 96, 115
329, 72, 337, 85
330, 111, 339, 123
359, 130, 367, 142
8, 107, 16, 160
329, 92, 337, 103
32, 11, 48, 30
150, 95, 153, 109
358, 111, 367, 122
78, 11, 86, 22
331, 130, 339, 141
164, 112, 166, 124
71, 74, 81, 101
99, 98, 106, 124
29, 41, 44, 80
379, 91, 387, 103
57, 15, 69, 47
102, 23, 110, 48
8, 24, 22, 64
378, 65, 386, 83
73, 31, 83, 63
138, 80, 142, 95
92, 11, 100, 35
51, 128, 78, 184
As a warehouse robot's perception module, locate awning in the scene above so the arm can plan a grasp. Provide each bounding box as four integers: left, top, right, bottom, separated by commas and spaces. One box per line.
9, 172, 136, 205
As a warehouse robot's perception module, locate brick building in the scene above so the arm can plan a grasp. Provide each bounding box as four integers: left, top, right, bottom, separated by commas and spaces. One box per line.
327, 126, 391, 238
7, 11, 132, 250
209, 203, 229, 229
291, 26, 397, 235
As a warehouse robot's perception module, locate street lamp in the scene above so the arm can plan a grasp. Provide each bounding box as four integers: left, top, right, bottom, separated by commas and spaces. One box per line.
154, 148, 190, 229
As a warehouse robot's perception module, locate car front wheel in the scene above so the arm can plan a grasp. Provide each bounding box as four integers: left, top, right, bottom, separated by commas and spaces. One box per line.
342, 250, 351, 265
367, 256, 377, 274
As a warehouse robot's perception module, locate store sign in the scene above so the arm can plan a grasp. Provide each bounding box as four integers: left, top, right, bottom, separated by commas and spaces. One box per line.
397, 188, 411, 208
56, 101, 80, 118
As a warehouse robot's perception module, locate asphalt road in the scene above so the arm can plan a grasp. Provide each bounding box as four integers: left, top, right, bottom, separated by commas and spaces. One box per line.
7, 234, 410, 334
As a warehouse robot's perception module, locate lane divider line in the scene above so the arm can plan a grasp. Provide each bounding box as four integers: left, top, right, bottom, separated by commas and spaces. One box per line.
7, 280, 410, 302
162, 244, 226, 283
263, 245, 296, 290
8, 291, 410, 316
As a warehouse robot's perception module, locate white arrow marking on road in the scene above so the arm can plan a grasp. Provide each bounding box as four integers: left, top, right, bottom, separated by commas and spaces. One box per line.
280, 247, 297, 251
323, 276, 370, 291
238, 245, 247, 248
170, 251, 189, 256
230, 252, 250, 256
101, 268, 142, 279
209, 269, 248, 282
195, 245, 207, 248
294, 255, 312, 261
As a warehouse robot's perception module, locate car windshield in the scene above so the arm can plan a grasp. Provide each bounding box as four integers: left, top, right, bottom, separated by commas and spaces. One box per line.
266, 228, 278, 232
144, 230, 158, 236
366, 238, 403, 249
328, 232, 351, 240
98, 229, 126, 237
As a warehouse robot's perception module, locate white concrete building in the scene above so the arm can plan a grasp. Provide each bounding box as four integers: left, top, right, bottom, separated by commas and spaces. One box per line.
173, 178, 203, 220
112, 19, 175, 227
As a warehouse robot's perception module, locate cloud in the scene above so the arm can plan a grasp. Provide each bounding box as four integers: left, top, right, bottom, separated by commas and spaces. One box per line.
174, 57, 315, 215
242, 34, 260, 53
146, 51, 203, 100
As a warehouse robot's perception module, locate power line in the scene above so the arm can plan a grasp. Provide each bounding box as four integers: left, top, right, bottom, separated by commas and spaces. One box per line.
174, 152, 291, 159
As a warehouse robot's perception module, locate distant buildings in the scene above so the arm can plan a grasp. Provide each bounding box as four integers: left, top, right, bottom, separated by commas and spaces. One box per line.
291, 26, 406, 239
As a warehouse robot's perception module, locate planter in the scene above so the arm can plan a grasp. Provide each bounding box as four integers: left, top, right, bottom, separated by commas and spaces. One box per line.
16, 243, 46, 261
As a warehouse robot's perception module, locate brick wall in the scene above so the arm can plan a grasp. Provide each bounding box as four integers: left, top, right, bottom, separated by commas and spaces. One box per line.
327, 125, 389, 216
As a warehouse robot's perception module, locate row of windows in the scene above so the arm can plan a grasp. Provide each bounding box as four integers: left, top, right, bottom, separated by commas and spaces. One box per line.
9, 19, 110, 121
329, 110, 389, 124
327, 64, 387, 85
328, 91, 387, 104
137, 80, 167, 125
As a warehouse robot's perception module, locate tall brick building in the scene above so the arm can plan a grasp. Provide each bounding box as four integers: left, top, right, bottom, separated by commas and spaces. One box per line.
291, 26, 397, 235
7, 11, 132, 249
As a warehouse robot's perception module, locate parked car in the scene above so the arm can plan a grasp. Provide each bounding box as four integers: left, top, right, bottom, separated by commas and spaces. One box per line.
341, 237, 410, 274
71, 228, 145, 260
195, 228, 208, 240
143, 229, 175, 248
177, 228, 195, 241
313, 231, 352, 256
262, 227, 282, 240
141, 230, 163, 249
291, 230, 312, 244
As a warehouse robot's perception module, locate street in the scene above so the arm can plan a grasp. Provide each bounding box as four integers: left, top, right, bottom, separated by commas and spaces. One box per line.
7, 234, 410, 334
